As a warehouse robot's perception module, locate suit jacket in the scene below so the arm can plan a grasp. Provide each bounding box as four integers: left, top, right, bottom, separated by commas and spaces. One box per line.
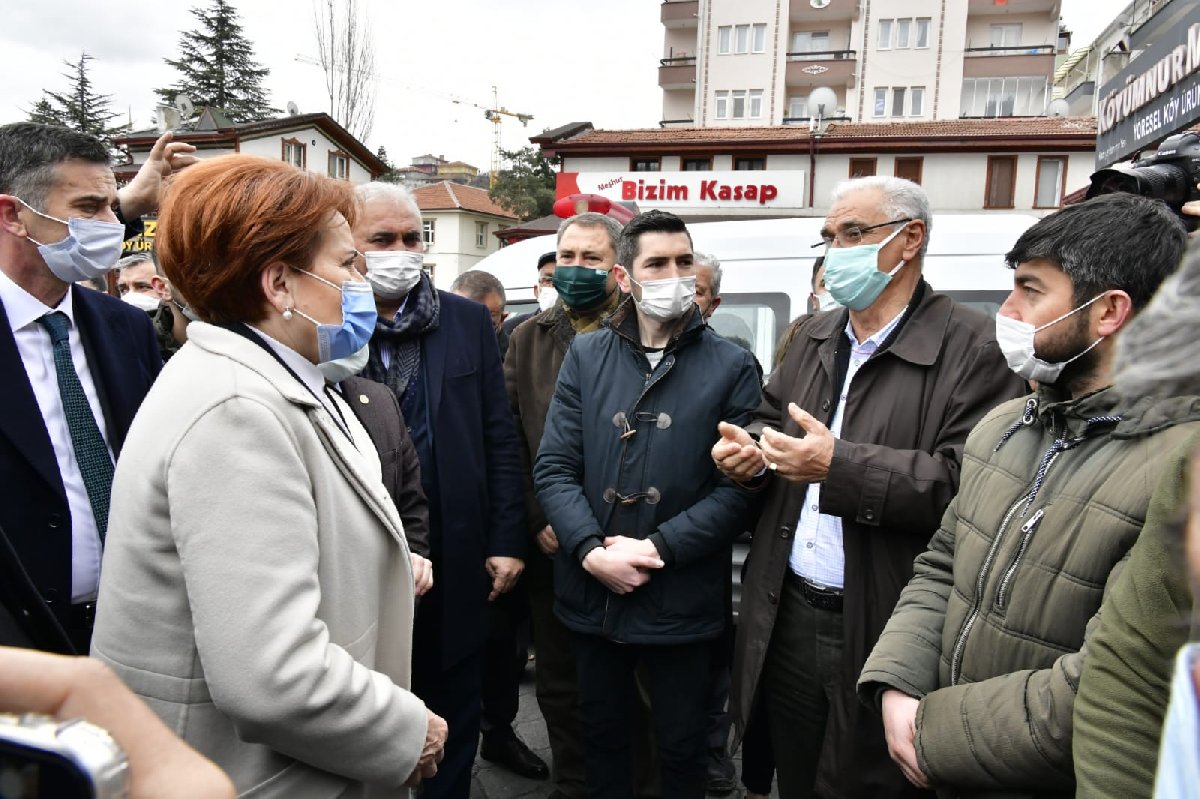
91, 322, 427, 798
369, 290, 526, 668
0, 286, 160, 653
341, 376, 431, 558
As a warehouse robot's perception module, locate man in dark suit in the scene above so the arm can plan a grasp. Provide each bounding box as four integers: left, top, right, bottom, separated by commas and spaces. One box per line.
0, 123, 193, 653
352, 181, 527, 799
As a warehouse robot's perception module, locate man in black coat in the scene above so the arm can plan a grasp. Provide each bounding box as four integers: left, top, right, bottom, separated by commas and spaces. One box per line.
352, 181, 527, 799
0, 123, 194, 654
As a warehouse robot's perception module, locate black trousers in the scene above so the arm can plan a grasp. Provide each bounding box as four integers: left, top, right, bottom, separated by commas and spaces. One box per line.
480, 582, 531, 741
573, 633, 712, 799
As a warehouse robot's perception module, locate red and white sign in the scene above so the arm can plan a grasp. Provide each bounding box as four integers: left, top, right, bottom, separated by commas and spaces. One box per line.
557, 170, 806, 209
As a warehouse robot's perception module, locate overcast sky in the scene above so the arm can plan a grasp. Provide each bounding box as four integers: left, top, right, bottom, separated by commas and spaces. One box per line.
1, 0, 1129, 170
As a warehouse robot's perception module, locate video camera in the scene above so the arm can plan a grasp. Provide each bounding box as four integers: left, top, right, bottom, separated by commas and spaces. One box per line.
1087, 132, 1200, 231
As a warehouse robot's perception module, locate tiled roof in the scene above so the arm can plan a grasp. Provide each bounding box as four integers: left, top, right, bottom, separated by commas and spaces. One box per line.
556, 117, 1096, 146
411, 181, 518, 218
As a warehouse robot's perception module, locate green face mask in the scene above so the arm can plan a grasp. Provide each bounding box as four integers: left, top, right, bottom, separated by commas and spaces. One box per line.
552, 265, 610, 310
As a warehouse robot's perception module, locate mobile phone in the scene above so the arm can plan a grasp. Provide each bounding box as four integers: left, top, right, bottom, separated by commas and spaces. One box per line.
0, 714, 128, 799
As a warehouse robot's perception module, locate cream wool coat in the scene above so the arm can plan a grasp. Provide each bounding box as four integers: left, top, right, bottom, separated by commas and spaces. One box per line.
91, 322, 427, 798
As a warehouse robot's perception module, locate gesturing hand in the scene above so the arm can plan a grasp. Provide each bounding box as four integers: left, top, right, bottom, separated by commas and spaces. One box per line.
117, 132, 200, 220
881, 689, 930, 789
759, 403, 835, 484
711, 421, 767, 482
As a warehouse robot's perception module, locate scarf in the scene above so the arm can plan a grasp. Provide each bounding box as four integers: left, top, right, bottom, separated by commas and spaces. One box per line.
566, 288, 623, 335
363, 272, 440, 398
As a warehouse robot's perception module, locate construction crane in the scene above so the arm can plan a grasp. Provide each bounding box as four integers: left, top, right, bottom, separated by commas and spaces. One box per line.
293, 55, 533, 187
483, 86, 534, 188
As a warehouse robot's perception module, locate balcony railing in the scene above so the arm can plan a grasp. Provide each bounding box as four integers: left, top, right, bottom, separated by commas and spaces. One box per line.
786, 49, 857, 61
964, 44, 1055, 57
661, 0, 699, 27
660, 55, 698, 66
659, 57, 698, 90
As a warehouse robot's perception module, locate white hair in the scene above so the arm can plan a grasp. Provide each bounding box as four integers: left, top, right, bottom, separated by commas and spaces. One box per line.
693, 251, 723, 296
354, 182, 421, 218
831, 175, 932, 257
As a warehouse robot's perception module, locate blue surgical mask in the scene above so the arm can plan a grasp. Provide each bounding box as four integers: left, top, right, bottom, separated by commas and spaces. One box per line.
822, 223, 909, 311
288, 267, 378, 363
18, 199, 126, 283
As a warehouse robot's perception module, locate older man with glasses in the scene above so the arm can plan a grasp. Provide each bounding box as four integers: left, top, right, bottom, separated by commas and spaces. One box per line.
713, 176, 1025, 798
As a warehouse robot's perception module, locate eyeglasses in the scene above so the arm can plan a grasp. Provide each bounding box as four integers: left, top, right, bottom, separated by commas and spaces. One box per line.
811, 217, 912, 249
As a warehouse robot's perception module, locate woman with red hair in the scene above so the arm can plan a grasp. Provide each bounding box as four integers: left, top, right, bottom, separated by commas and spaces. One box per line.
90, 155, 445, 797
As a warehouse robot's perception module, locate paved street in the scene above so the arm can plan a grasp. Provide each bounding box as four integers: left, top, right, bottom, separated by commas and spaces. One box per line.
469, 659, 779, 799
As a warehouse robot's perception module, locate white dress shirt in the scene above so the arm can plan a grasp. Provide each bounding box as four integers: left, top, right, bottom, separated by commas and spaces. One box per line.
789, 307, 907, 590
0, 272, 112, 603
247, 326, 357, 445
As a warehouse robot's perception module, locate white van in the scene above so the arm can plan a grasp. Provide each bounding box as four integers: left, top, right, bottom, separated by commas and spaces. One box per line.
478, 213, 1038, 369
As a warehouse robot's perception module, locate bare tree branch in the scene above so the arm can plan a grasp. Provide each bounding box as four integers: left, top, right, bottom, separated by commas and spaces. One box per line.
312, 0, 377, 141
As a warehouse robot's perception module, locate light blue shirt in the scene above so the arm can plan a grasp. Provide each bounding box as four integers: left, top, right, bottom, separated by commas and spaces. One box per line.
788, 307, 907, 589
1153, 643, 1200, 798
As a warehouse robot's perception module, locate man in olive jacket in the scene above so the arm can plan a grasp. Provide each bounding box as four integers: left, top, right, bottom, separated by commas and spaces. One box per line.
858, 193, 1199, 799
714, 176, 1025, 799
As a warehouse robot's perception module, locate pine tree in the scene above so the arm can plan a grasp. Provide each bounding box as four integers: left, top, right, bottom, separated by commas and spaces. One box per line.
27, 52, 126, 146
156, 0, 276, 123
490, 147, 557, 221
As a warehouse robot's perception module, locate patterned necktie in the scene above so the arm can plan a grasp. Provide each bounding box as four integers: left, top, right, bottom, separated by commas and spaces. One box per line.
38, 311, 114, 542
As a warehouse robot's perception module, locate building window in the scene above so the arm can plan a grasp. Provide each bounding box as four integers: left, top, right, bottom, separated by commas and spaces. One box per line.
990, 23, 1022, 48
749, 90, 763, 119
960, 76, 1048, 117
910, 87, 925, 116
752, 23, 767, 53
791, 30, 829, 54
850, 158, 877, 177
734, 157, 766, 171
894, 157, 924, 184
475, 221, 488, 248
731, 90, 747, 119
718, 26, 731, 54
682, 157, 712, 171
423, 219, 436, 245
788, 96, 808, 119
1034, 156, 1066, 208
735, 24, 750, 54
891, 87, 907, 117
915, 18, 931, 48
282, 137, 306, 168
896, 19, 911, 49
985, 155, 1018, 209
715, 91, 728, 119
873, 88, 887, 117
327, 150, 349, 180
631, 157, 661, 172
878, 19, 893, 49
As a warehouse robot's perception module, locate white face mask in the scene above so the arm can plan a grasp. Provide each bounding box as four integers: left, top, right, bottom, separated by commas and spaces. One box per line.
121, 291, 161, 312
316, 342, 371, 383
994, 293, 1106, 384
630, 275, 696, 322
364, 250, 423, 300
814, 291, 841, 313
19, 199, 126, 283
537, 286, 559, 312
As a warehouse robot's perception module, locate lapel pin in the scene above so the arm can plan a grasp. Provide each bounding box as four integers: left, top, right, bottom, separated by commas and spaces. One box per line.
359, 394, 371, 404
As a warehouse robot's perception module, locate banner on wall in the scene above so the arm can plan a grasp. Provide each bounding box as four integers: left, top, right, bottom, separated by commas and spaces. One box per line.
556, 170, 806, 209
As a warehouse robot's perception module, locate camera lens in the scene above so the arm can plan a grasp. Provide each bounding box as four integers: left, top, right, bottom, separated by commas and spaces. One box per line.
1129, 164, 1191, 206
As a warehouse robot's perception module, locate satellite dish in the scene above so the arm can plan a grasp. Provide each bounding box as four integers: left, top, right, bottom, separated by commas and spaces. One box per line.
809, 86, 838, 119
1047, 99, 1070, 118
174, 95, 195, 119
286, 101, 300, 116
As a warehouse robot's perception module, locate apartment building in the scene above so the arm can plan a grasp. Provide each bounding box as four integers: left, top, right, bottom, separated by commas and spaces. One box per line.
660, 0, 1069, 127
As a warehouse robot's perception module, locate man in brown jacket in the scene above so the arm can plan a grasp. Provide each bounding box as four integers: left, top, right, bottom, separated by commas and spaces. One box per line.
713, 176, 1025, 798
504, 211, 627, 799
